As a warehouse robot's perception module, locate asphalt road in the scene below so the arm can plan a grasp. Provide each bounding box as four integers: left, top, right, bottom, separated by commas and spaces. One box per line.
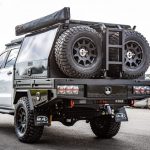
0, 108, 150, 150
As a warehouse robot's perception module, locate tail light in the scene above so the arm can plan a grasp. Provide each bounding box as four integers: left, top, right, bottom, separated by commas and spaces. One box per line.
57, 85, 79, 95
133, 86, 150, 95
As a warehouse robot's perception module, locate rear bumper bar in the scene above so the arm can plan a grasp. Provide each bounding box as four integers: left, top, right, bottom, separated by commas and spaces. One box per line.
54, 78, 150, 101
15, 78, 150, 101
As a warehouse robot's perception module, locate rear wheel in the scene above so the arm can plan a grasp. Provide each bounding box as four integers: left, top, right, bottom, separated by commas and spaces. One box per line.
90, 116, 121, 138
14, 97, 44, 143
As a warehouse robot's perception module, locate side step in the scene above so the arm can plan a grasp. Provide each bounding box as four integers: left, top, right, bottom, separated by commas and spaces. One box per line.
0, 108, 14, 115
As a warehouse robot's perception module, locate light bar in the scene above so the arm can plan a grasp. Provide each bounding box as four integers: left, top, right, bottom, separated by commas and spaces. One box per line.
133, 86, 150, 95
57, 85, 79, 95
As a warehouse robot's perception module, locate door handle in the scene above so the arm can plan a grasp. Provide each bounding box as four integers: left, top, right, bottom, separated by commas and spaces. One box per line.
7, 71, 12, 75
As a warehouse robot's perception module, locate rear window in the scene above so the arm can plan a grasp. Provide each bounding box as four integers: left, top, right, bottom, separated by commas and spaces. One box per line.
16, 28, 58, 63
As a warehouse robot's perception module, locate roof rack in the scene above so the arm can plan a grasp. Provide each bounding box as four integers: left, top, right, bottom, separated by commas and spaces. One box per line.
5, 37, 23, 47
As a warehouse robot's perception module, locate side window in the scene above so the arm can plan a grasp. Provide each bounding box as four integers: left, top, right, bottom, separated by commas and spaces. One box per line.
5, 49, 19, 67
17, 28, 58, 63
0, 52, 7, 68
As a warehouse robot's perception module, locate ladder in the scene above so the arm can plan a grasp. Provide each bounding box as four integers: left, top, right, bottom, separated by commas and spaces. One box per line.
106, 28, 124, 71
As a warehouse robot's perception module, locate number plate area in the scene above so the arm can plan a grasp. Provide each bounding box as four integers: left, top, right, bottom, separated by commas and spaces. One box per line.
87, 85, 128, 99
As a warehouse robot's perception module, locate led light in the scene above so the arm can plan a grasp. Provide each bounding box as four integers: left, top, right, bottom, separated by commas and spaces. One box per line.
57, 86, 66, 94
140, 87, 145, 94
133, 86, 141, 94
72, 86, 79, 94
57, 85, 79, 95
66, 86, 73, 94
146, 86, 150, 94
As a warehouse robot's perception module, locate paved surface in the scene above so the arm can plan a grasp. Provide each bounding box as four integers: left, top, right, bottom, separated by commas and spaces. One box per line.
0, 108, 150, 150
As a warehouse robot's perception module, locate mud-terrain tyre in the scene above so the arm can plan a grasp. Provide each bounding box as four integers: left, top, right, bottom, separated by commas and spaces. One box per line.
90, 116, 121, 138
14, 97, 44, 143
55, 26, 102, 78
110, 30, 150, 79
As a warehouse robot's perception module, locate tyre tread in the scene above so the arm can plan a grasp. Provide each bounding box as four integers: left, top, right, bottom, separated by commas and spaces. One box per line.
55, 26, 102, 78
90, 117, 121, 139
15, 97, 44, 143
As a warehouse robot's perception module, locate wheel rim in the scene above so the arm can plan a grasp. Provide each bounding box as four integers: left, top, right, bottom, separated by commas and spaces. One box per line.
124, 41, 143, 69
72, 37, 97, 67
16, 107, 27, 135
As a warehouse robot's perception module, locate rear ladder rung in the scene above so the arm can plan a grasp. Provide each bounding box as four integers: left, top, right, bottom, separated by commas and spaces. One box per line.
108, 61, 122, 65
108, 45, 123, 48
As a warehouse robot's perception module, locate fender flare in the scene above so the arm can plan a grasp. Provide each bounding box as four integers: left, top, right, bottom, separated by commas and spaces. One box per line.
14, 90, 34, 110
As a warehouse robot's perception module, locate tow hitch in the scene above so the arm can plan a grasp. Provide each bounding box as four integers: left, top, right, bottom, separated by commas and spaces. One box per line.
115, 107, 128, 122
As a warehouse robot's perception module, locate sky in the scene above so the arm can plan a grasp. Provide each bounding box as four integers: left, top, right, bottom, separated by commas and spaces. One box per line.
0, 0, 150, 52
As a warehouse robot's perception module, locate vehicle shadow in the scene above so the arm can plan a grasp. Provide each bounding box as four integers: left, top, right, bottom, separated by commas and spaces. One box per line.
35, 125, 130, 150
0, 121, 132, 150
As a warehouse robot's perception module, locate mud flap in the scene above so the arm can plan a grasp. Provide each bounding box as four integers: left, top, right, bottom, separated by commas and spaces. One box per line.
34, 114, 52, 126
36, 116, 49, 125
115, 107, 128, 122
